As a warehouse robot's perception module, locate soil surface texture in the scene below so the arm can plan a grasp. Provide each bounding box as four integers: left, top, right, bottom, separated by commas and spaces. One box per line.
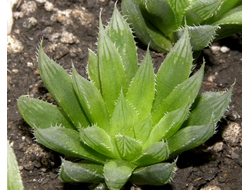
7, 0, 242, 190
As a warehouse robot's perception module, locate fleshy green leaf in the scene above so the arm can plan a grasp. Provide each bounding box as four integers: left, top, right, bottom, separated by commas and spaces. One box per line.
60, 159, 104, 183
87, 49, 100, 90
168, 0, 191, 29
7, 140, 24, 190
168, 122, 215, 158
133, 116, 152, 143
152, 64, 205, 124
185, 0, 222, 25
153, 28, 193, 112
110, 92, 138, 137
211, 5, 242, 39
80, 126, 119, 159
206, 0, 242, 24
129, 162, 176, 185
132, 141, 169, 166
72, 68, 110, 132
185, 86, 233, 126
103, 159, 135, 190
146, 104, 189, 147
138, 0, 177, 35
38, 44, 89, 129
115, 135, 142, 160
35, 126, 107, 164
98, 17, 127, 114
17, 96, 75, 129
126, 49, 155, 121
105, 6, 138, 85
121, 0, 172, 53
174, 25, 219, 51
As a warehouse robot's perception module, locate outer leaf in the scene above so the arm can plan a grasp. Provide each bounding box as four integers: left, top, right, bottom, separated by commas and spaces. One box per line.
126, 49, 155, 121
7, 140, 24, 190
17, 96, 75, 129
185, 86, 233, 126
87, 49, 100, 90
110, 92, 138, 137
133, 116, 152, 143
98, 18, 127, 114
129, 162, 176, 186
132, 141, 169, 166
105, 6, 138, 85
185, 0, 222, 25
38, 44, 89, 129
72, 68, 110, 132
80, 126, 119, 159
174, 25, 219, 51
206, 0, 242, 24
211, 5, 242, 39
103, 159, 135, 190
168, 0, 191, 28
115, 135, 142, 160
35, 126, 107, 164
168, 122, 215, 158
60, 159, 104, 183
121, 0, 172, 53
146, 104, 189, 147
138, 0, 177, 35
152, 64, 205, 124
153, 28, 193, 112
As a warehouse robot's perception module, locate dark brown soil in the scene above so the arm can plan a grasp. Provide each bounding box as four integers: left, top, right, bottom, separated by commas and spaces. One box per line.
7, 0, 242, 189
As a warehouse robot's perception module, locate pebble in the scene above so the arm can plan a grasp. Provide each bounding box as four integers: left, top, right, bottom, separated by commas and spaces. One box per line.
7, 35, 24, 53
44, 1, 54, 11
220, 46, 230, 53
20, 1, 37, 15
210, 45, 220, 54
200, 185, 221, 190
12, 69, 19, 73
35, 0, 46, 3
222, 122, 241, 146
60, 30, 78, 44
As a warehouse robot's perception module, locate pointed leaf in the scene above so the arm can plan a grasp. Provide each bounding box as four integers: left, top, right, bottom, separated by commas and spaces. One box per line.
38, 44, 89, 129
153, 28, 193, 111
17, 96, 75, 129
185, 86, 233, 126
115, 135, 142, 160
87, 49, 100, 90
126, 49, 155, 121
7, 140, 24, 190
133, 116, 152, 143
132, 141, 169, 166
98, 18, 127, 114
80, 126, 119, 159
174, 25, 219, 51
72, 68, 110, 132
60, 159, 104, 183
206, 0, 242, 24
168, 122, 215, 158
104, 159, 135, 190
110, 92, 138, 137
121, 0, 172, 53
185, 0, 222, 25
106, 6, 138, 84
138, 0, 177, 35
168, 0, 191, 29
146, 104, 189, 147
152, 64, 205, 124
211, 5, 242, 39
34, 126, 108, 164
130, 162, 175, 185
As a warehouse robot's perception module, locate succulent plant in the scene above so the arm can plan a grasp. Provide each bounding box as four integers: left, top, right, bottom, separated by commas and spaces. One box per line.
17, 6, 232, 190
7, 140, 24, 190
121, 0, 242, 53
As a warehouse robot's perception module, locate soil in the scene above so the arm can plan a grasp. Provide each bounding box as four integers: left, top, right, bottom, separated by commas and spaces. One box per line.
7, 0, 242, 190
